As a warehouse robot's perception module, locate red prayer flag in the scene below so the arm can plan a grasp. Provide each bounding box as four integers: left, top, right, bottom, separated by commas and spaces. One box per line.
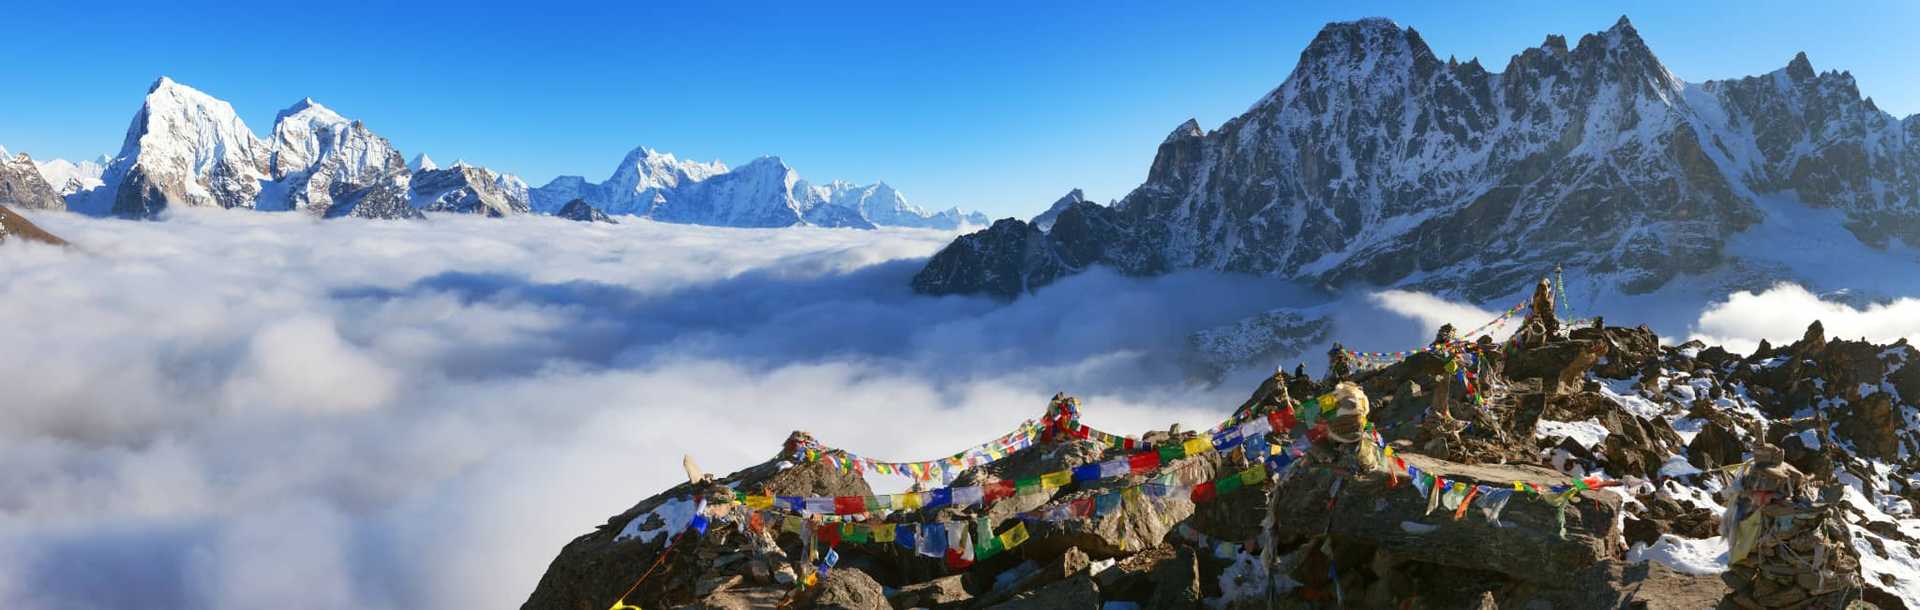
944, 548, 973, 571
1305, 422, 1328, 444
1070, 497, 1095, 517
834, 496, 865, 515
984, 480, 1016, 503
1268, 406, 1296, 432
1129, 452, 1160, 473
1190, 481, 1217, 504
817, 522, 841, 547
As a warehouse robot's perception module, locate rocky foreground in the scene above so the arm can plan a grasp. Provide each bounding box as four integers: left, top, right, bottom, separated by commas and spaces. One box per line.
522, 315, 1919, 610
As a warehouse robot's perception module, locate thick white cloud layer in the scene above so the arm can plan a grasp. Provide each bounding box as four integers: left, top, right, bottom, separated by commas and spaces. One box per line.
3, 209, 1915, 610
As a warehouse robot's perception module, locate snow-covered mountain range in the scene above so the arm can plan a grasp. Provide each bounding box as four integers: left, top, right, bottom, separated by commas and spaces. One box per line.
2, 77, 983, 229
914, 17, 1920, 303
527, 148, 987, 229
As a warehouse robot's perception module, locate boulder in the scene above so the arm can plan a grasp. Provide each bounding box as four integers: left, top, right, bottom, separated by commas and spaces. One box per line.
1143, 547, 1201, 610
1569, 326, 1661, 378
1267, 453, 1622, 585
885, 574, 970, 609
812, 567, 888, 610
1686, 420, 1747, 471
979, 574, 1100, 610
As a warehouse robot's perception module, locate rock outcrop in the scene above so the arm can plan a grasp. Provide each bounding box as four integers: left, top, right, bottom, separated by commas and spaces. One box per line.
524, 310, 1920, 610
555, 198, 617, 223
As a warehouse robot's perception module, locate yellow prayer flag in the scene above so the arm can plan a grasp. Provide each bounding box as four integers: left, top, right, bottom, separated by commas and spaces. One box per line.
1122, 486, 1144, 508
746, 494, 773, 510
898, 492, 924, 509
997, 522, 1030, 549
1040, 470, 1073, 489
872, 523, 895, 543
1513, 481, 1526, 492
1182, 437, 1212, 457
782, 516, 804, 535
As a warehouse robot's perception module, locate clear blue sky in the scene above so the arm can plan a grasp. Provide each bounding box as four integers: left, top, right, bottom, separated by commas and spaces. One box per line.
3, 1, 1915, 219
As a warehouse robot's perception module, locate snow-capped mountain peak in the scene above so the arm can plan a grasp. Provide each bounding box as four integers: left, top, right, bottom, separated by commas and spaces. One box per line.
409, 153, 437, 172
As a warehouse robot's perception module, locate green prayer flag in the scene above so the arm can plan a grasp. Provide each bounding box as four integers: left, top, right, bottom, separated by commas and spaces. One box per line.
1159, 444, 1185, 462
1216, 473, 1243, 495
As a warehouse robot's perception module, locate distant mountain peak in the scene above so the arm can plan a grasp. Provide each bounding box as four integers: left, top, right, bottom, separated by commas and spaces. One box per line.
409, 153, 437, 172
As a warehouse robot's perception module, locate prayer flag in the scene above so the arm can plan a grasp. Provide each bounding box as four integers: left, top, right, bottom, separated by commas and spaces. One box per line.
805, 497, 834, 515
1041, 470, 1074, 489
1190, 481, 1217, 503
746, 494, 773, 510
823, 548, 840, 568
998, 522, 1030, 549
898, 492, 924, 510
817, 522, 841, 547
689, 514, 709, 535
1216, 473, 1243, 495
1094, 493, 1120, 515
926, 488, 953, 509
1240, 464, 1267, 485
779, 496, 805, 512
1072, 463, 1102, 482
834, 496, 865, 515
1129, 452, 1160, 473
1183, 437, 1213, 457
841, 522, 867, 543
917, 523, 946, 558
1015, 477, 1041, 494
1159, 444, 1185, 462
1099, 459, 1129, 479
985, 480, 1016, 503
869, 495, 891, 511
872, 522, 895, 543
1070, 497, 1094, 517
952, 486, 984, 507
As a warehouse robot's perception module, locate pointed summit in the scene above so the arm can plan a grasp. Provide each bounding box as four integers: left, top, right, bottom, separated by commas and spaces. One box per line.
409, 153, 438, 172
1165, 119, 1203, 143
1786, 51, 1816, 81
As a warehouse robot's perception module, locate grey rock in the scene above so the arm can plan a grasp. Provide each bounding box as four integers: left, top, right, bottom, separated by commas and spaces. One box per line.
556, 198, 618, 223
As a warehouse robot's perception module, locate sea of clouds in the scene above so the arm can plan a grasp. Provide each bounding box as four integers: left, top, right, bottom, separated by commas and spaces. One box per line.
3, 209, 1918, 610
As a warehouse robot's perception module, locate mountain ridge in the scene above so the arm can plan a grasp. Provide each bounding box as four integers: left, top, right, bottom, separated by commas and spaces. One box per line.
913, 16, 1920, 302
20, 78, 986, 230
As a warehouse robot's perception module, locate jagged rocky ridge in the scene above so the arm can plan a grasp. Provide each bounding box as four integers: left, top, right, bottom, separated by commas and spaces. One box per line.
914, 16, 1920, 301
20, 77, 985, 228
520, 317, 1920, 610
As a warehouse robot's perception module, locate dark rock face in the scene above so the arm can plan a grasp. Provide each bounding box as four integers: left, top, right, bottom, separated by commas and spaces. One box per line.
910, 219, 1066, 298
556, 198, 617, 223
914, 17, 1920, 301
0, 151, 66, 211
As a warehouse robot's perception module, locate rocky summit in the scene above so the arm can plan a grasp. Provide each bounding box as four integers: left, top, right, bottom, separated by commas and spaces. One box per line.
913, 17, 1920, 301
520, 296, 1920, 609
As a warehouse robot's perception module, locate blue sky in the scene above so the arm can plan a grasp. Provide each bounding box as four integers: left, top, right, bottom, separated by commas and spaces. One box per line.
2, 1, 1915, 219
